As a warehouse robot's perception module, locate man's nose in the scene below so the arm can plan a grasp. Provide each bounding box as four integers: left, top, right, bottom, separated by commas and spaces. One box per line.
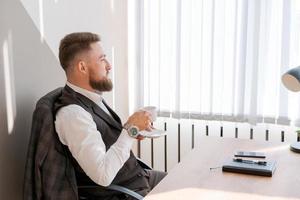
105, 60, 112, 70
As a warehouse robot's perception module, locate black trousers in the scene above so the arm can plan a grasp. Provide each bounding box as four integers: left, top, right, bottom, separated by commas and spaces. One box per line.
129, 169, 167, 198
79, 169, 167, 200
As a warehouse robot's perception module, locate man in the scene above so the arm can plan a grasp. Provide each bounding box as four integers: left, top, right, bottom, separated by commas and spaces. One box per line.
54, 32, 166, 199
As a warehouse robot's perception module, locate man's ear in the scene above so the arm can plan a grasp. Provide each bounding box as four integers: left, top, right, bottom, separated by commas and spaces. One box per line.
77, 60, 88, 74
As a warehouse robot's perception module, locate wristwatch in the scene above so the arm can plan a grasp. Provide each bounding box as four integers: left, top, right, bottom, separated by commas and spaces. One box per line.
123, 123, 140, 138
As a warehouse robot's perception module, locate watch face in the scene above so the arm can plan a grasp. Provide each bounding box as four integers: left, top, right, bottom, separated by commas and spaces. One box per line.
129, 126, 139, 137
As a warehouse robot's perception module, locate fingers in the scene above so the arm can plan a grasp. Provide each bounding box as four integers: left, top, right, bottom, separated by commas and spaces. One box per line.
145, 126, 152, 132
126, 110, 154, 131
136, 135, 145, 140
140, 110, 152, 118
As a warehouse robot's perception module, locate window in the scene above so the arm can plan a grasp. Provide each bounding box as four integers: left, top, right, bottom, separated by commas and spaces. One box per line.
129, 0, 300, 126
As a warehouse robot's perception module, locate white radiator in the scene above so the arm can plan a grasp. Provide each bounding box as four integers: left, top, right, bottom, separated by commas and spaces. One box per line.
133, 117, 298, 172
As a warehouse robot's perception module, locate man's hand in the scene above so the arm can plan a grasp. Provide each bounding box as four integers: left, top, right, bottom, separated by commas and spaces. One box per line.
125, 110, 153, 132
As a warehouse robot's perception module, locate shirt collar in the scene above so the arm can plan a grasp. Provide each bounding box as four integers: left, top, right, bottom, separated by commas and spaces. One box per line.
66, 82, 103, 105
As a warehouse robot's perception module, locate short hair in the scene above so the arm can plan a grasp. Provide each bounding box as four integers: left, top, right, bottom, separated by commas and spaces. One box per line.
58, 32, 100, 71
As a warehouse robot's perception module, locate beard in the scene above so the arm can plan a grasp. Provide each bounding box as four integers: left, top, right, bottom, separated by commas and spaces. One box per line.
89, 77, 113, 92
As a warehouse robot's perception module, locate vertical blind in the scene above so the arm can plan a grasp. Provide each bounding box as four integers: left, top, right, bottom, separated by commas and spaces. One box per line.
130, 0, 300, 126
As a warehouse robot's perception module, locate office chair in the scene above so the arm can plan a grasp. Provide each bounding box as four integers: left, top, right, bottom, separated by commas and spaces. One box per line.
23, 88, 149, 200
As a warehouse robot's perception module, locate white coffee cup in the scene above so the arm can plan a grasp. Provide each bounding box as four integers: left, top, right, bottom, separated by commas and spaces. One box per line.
141, 106, 157, 122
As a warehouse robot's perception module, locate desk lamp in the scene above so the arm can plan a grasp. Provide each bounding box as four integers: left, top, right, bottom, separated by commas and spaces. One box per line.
281, 66, 300, 153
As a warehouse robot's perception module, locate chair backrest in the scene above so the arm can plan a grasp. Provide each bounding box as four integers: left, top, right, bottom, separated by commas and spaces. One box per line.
23, 88, 78, 200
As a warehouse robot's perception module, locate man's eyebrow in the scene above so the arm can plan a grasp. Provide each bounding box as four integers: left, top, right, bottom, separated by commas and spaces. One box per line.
99, 54, 106, 59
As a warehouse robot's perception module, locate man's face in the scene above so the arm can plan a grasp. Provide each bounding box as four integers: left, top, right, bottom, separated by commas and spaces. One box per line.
86, 42, 113, 92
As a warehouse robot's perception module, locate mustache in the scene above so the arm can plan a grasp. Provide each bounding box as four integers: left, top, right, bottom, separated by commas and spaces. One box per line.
106, 71, 112, 78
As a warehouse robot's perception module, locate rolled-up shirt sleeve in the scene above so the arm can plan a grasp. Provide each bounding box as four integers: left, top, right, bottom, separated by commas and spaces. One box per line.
55, 104, 134, 186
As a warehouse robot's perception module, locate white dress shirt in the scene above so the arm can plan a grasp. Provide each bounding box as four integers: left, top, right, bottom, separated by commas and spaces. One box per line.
55, 82, 134, 186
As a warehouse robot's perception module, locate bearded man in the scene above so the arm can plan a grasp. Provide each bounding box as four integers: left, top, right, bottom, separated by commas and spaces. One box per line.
54, 32, 166, 199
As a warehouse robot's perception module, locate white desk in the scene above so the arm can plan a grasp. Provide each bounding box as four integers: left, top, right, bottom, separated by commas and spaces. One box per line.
145, 136, 300, 200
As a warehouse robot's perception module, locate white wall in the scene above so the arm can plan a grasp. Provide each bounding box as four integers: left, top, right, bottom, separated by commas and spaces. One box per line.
0, 0, 129, 199
20, 0, 129, 120
0, 0, 65, 198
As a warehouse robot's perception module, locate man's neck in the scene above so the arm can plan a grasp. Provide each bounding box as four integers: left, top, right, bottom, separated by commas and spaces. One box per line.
67, 78, 96, 93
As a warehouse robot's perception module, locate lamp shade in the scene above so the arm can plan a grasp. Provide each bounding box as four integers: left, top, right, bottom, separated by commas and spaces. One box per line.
282, 66, 300, 92
281, 66, 300, 153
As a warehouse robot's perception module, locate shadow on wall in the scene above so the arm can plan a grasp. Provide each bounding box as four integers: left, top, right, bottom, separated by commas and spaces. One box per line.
0, 0, 65, 199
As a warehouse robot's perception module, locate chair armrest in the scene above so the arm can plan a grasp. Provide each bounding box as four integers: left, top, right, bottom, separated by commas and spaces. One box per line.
77, 184, 143, 200
107, 184, 143, 200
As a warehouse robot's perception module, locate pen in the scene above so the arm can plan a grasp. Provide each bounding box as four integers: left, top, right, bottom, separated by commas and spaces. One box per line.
233, 158, 267, 165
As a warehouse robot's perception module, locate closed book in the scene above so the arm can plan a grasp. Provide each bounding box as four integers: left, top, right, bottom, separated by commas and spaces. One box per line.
222, 160, 276, 177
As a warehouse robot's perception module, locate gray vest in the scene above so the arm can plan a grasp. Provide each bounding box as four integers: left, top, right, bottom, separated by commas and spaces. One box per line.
54, 85, 149, 197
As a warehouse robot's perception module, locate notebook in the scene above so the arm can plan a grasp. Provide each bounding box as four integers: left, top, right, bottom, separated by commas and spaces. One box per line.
222, 160, 276, 177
